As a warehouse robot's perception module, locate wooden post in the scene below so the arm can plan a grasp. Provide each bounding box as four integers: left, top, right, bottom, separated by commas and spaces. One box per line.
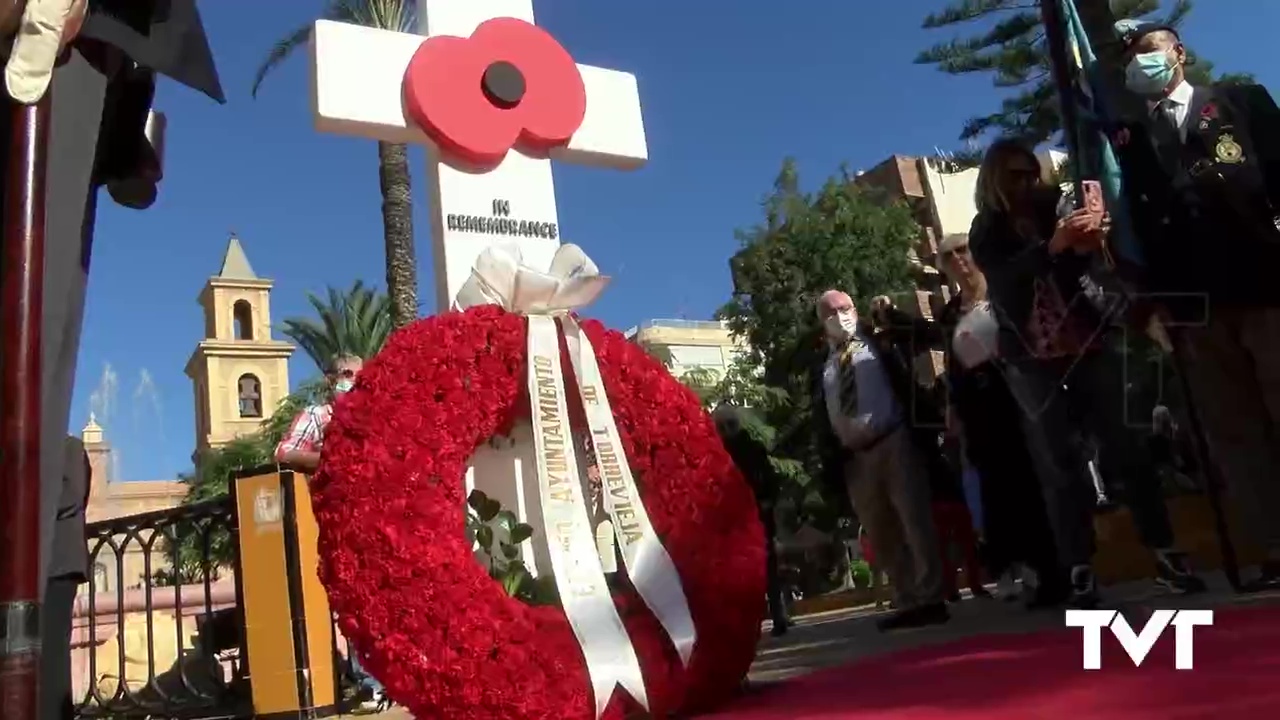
0, 94, 51, 718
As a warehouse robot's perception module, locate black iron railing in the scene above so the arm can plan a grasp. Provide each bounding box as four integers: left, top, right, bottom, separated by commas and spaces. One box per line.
76, 498, 251, 719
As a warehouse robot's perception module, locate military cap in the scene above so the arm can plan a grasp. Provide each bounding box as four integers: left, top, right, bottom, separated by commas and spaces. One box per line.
1114, 19, 1180, 50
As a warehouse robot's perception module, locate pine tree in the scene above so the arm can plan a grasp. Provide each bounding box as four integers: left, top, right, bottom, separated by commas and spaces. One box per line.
917, 0, 1253, 146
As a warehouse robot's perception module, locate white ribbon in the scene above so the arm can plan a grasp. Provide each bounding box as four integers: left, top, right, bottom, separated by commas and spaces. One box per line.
455, 242, 698, 716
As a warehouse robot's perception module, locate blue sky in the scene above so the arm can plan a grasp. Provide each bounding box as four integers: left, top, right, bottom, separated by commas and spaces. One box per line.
75, 0, 1276, 481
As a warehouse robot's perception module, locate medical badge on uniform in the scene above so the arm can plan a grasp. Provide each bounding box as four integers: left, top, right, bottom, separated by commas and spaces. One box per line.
1215, 133, 1244, 164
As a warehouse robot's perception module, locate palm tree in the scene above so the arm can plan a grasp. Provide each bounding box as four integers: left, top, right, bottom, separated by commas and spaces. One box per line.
252, 0, 420, 328
280, 281, 394, 373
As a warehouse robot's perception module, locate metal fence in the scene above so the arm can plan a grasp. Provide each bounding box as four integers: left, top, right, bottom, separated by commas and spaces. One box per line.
75, 499, 251, 719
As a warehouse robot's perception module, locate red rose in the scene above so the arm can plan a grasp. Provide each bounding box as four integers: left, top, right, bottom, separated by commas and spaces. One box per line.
1201, 102, 1219, 119
402, 18, 587, 167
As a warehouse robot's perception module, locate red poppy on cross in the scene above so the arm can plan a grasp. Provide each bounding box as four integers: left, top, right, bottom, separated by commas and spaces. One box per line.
403, 17, 588, 166
310, 0, 647, 310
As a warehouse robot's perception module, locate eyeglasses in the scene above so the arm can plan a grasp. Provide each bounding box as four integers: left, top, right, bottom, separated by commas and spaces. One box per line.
333, 368, 358, 379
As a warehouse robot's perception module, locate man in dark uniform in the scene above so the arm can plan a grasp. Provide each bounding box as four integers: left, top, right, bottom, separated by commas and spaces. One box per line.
1113, 20, 1280, 592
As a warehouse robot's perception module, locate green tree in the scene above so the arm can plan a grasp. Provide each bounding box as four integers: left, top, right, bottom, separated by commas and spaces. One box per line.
280, 281, 394, 373
917, 0, 1253, 147
252, 1, 420, 328
718, 159, 921, 534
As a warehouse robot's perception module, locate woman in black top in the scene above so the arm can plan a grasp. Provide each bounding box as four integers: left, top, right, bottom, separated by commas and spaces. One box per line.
936, 232, 1063, 607
969, 139, 1203, 607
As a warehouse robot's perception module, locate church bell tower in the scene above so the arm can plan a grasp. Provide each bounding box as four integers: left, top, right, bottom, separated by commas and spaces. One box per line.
185, 235, 294, 460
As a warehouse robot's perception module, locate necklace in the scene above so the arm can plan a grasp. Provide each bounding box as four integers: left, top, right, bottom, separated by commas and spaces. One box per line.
959, 281, 988, 313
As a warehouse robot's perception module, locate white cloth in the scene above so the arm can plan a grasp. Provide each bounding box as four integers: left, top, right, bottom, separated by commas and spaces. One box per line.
1148, 79, 1194, 141
952, 302, 1000, 369
3, 0, 84, 104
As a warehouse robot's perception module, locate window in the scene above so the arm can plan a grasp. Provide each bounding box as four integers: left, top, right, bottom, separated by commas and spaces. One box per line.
666, 345, 726, 367
232, 300, 254, 340
237, 374, 262, 418
93, 562, 109, 593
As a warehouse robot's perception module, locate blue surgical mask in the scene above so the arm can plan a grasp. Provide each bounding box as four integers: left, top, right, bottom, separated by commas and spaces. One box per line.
334, 379, 355, 394
1125, 50, 1178, 96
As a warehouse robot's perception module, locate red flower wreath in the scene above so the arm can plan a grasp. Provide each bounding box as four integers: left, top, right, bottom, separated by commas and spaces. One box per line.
311, 305, 767, 720
403, 17, 587, 167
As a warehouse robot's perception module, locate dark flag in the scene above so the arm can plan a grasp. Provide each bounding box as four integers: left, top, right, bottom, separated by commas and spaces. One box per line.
80, 0, 226, 103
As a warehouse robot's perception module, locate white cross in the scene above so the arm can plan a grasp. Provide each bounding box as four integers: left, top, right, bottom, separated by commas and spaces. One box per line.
310, 0, 648, 310
309, 0, 646, 578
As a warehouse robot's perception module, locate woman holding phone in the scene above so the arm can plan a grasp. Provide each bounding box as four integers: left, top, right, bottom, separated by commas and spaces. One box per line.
936, 232, 1064, 607
968, 139, 1204, 608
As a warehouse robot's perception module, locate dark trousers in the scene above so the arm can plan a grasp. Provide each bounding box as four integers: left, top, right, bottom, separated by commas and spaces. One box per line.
41, 577, 79, 720
1177, 307, 1280, 558
1006, 348, 1174, 569
954, 361, 1060, 580
760, 505, 788, 629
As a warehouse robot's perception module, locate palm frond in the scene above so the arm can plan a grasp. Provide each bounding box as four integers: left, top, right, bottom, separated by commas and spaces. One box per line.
250, 22, 314, 98
280, 280, 394, 372
252, 0, 419, 98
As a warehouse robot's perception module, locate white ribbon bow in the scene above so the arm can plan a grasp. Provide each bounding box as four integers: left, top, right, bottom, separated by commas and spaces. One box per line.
456, 243, 698, 717
454, 241, 610, 316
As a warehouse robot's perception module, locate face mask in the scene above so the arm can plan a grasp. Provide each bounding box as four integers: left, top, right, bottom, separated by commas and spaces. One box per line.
824, 311, 857, 340
1125, 50, 1178, 96
334, 378, 355, 394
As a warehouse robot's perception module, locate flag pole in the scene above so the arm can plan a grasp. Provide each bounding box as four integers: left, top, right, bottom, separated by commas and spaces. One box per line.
0, 93, 51, 717
1039, 0, 1086, 205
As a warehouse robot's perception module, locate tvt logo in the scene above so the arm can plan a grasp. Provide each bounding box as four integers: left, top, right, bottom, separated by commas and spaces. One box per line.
1066, 609, 1213, 670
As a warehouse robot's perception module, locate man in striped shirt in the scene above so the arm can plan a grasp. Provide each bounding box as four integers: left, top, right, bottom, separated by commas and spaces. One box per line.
275, 354, 362, 473
275, 353, 387, 709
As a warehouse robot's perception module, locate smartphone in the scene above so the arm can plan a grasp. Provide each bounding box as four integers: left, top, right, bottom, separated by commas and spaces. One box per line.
1082, 180, 1105, 227
1080, 180, 1115, 265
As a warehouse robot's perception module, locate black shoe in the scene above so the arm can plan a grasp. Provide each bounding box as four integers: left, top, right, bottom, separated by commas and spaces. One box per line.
1240, 560, 1280, 593
971, 585, 994, 599
1025, 577, 1070, 610
946, 590, 962, 603
1067, 565, 1100, 609
875, 602, 950, 632
770, 619, 789, 636
1154, 552, 1207, 594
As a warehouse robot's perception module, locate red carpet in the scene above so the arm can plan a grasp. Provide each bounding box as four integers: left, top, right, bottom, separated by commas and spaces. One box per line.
709, 605, 1280, 719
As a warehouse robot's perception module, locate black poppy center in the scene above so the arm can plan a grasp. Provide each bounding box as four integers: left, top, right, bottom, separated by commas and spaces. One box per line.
481, 61, 525, 109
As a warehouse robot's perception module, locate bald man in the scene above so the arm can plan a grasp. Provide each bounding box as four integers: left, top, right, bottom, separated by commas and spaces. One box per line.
814, 290, 947, 630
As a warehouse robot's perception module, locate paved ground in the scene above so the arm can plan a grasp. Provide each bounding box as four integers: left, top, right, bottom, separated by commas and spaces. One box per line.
344, 572, 1279, 718
750, 571, 1279, 684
